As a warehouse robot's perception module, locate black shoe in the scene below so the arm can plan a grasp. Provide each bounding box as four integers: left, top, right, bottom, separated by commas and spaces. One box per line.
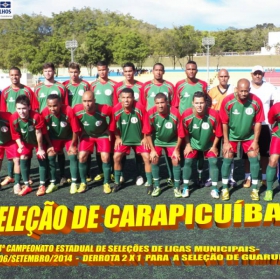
146, 184, 153, 195
196, 179, 204, 188
112, 183, 121, 193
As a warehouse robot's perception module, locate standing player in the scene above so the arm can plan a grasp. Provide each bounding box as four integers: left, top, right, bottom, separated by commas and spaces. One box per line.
146, 93, 183, 197
181, 91, 222, 199
110, 88, 152, 192
41, 94, 80, 194
220, 79, 264, 201
10, 95, 47, 196
73, 91, 112, 194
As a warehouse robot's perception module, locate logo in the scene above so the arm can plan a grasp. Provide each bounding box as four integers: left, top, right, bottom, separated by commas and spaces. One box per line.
105, 89, 112, 96
95, 90, 101, 95
212, 99, 218, 104
121, 120, 127, 125
0, 1, 13, 19
60, 121, 67, 127
51, 91, 58, 95
95, 120, 102, 126
193, 124, 199, 129
51, 122, 57, 127
156, 123, 161, 128
78, 89, 84, 96
165, 122, 173, 129
232, 109, 240, 115
28, 125, 34, 131
1, 126, 8, 132
202, 122, 210, 130
245, 108, 253, 115
134, 92, 139, 100
83, 121, 89, 126
21, 128, 26, 133
40, 93, 46, 98
150, 92, 156, 98
131, 117, 138, 124
184, 92, 190, 97
8, 97, 15, 102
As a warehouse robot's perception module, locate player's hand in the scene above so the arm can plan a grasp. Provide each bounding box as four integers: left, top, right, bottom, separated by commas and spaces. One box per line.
17, 146, 24, 154
184, 145, 193, 157
171, 149, 180, 160
36, 149, 46, 159
222, 142, 233, 156
209, 146, 218, 157
114, 138, 122, 150
68, 145, 78, 155
248, 141, 259, 154
150, 150, 159, 163
47, 146, 55, 154
141, 138, 150, 150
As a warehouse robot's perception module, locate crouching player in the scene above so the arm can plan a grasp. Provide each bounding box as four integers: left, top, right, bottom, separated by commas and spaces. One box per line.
146, 93, 183, 197
10, 95, 47, 196
181, 91, 222, 198
41, 94, 80, 194
110, 87, 152, 192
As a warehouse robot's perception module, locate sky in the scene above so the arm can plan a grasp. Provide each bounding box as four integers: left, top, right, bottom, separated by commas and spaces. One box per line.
12, 0, 280, 31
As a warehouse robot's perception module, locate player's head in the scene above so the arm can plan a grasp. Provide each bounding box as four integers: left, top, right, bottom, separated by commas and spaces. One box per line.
185, 60, 198, 79
82, 90, 95, 113
15, 95, 31, 119
236, 79, 250, 101
192, 91, 211, 115
218, 69, 230, 87
154, 93, 168, 114
9, 66, 21, 85
121, 88, 134, 109
251, 65, 264, 86
47, 94, 62, 115
42, 62, 55, 81
68, 62, 81, 83
96, 61, 109, 79
123, 62, 135, 81
153, 63, 165, 81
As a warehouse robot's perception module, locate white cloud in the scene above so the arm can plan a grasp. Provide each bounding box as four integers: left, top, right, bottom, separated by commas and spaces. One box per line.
13, 0, 280, 30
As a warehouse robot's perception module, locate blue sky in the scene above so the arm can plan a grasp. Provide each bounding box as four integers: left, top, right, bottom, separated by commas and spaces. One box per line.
12, 0, 280, 31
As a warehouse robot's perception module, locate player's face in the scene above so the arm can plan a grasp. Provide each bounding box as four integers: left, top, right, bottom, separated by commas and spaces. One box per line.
153, 65, 164, 80
251, 71, 264, 85
82, 94, 95, 112
97, 65, 109, 79
47, 98, 61, 115
218, 70, 229, 87
192, 97, 206, 114
16, 103, 30, 119
43, 67, 55, 81
185, 63, 197, 79
69, 68, 80, 83
121, 92, 134, 109
9, 70, 21, 85
123, 67, 134, 81
236, 83, 250, 101
155, 97, 168, 114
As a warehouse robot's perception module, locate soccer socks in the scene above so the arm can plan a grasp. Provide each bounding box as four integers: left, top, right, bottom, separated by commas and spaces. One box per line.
173, 165, 181, 188
249, 156, 260, 189
102, 162, 111, 184
20, 159, 30, 186
48, 155, 57, 183
114, 170, 122, 184
221, 158, 232, 188
266, 165, 276, 191
57, 154, 66, 178
79, 161, 87, 184
7, 160, 14, 178
146, 172, 153, 186
183, 158, 193, 188
208, 157, 219, 184
38, 159, 47, 185
69, 155, 78, 183
151, 164, 160, 187
95, 153, 102, 175
14, 173, 21, 184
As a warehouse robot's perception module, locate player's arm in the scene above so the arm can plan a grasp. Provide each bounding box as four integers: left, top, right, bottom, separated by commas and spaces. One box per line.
146, 134, 158, 163
248, 122, 261, 153
171, 137, 182, 160
222, 123, 232, 155
209, 136, 220, 157
184, 134, 193, 157
68, 132, 78, 155
35, 128, 46, 159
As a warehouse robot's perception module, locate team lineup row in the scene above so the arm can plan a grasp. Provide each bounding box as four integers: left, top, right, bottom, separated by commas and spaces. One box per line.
0, 61, 279, 202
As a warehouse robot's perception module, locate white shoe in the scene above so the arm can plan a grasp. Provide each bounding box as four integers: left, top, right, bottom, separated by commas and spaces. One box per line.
13, 183, 22, 195
120, 176, 125, 184
211, 189, 219, 199
136, 176, 144, 186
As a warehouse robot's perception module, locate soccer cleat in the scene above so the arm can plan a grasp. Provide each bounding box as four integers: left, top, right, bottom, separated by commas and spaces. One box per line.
228, 178, 237, 187
250, 189, 260, 201
146, 184, 153, 195
94, 173, 104, 181
120, 176, 125, 184
86, 176, 92, 183
136, 176, 144, 186
243, 178, 251, 188
36, 185, 46, 196
174, 187, 182, 198
261, 180, 267, 187
221, 188, 230, 200
59, 177, 67, 187
182, 187, 190, 198
1, 176, 15, 186
166, 178, 174, 187
205, 178, 212, 187
151, 186, 161, 197
18, 185, 32, 196
211, 189, 219, 199
196, 179, 204, 188
110, 174, 115, 182
112, 183, 121, 193
263, 190, 273, 201
103, 183, 111, 194
13, 183, 22, 195
46, 183, 58, 194
77, 182, 88, 193
70, 183, 78, 194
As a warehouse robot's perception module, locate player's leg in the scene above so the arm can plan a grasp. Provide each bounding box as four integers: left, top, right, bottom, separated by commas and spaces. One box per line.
57, 152, 67, 186
171, 150, 181, 197
182, 150, 197, 198
113, 151, 126, 192
150, 147, 161, 196
46, 146, 58, 194
207, 153, 219, 199
140, 152, 153, 188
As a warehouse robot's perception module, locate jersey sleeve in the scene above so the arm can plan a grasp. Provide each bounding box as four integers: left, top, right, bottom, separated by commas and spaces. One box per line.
254, 96, 265, 123
268, 102, 278, 125
26, 87, 39, 111
34, 112, 47, 134
219, 97, 229, 124
141, 107, 151, 135
0, 88, 8, 112
113, 83, 120, 106
67, 106, 81, 133
139, 84, 147, 109
212, 110, 223, 138
9, 113, 20, 140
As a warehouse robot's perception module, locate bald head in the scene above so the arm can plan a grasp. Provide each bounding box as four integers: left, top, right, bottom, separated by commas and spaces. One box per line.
83, 90, 94, 100
218, 69, 230, 88
236, 79, 250, 101
237, 78, 250, 88
82, 90, 95, 112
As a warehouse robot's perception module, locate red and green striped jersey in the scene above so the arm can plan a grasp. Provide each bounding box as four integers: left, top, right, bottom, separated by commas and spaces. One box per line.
140, 80, 176, 111
0, 112, 12, 145
268, 102, 280, 138
63, 79, 90, 107
181, 108, 222, 151
41, 105, 81, 140
90, 79, 117, 106
113, 80, 143, 106
73, 103, 112, 139
10, 110, 47, 145
34, 82, 69, 112
0, 85, 39, 113
175, 79, 208, 114
147, 106, 183, 147
110, 102, 150, 146
220, 93, 265, 141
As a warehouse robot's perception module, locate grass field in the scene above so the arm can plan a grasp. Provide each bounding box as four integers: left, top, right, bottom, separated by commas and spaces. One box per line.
1, 151, 280, 279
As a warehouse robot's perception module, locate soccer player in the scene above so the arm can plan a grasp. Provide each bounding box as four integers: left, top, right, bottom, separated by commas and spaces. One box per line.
146, 93, 183, 197
181, 91, 222, 199
110, 87, 152, 192
63, 62, 90, 107
73, 90, 112, 194
41, 94, 80, 194
220, 79, 264, 201
10, 95, 47, 196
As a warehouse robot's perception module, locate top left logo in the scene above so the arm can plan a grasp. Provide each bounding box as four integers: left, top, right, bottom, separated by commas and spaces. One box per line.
0, 1, 13, 19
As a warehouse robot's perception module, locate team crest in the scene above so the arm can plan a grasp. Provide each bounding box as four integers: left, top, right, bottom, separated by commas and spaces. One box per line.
131, 117, 138, 124
95, 121, 102, 126
51, 91, 59, 95
1, 126, 8, 132
60, 121, 67, 127
105, 89, 112, 96
78, 90, 84, 96
165, 122, 173, 129
245, 108, 253, 115
134, 92, 139, 100
202, 123, 210, 130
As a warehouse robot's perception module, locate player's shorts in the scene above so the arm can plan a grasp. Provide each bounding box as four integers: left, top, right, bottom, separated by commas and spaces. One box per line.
229, 140, 254, 154
155, 146, 176, 158
51, 139, 72, 153
79, 137, 110, 153
114, 144, 150, 155
185, 149, 216, 159
19, 142, 47, 159
0, 140, 18, 160
269, 136, 280, 155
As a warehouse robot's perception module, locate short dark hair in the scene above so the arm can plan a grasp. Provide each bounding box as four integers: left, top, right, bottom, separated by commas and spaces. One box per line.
68, 62, 80, 71
9, 66, 21, 75
186, 60, 197, 68
121, 87, 134, 98
154, 93, 167, 101
123, 62, 135, 71
153, 63, 165, 71
193, 91, 212, 108
16, 95, 30, 107
43, 62, 55, 71
96, 61, 108, 68
47, 94, 61, 102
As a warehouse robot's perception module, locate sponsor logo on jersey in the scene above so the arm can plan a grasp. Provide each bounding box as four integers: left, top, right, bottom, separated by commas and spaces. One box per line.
21, 128, 26, 133
165, 122, 173, 129
202, 122, 210, 130
150, 92, 156, 98
105, 89, 112, 96
1, 126, 8, 132
78, 89, 84, 96
8, 97, 15, 102
60, 121, 67, 127
28, 125, 34, 131
193, 124, 199, 129
134, 92, 139, 100
95, 90, 101, 95
51, 91, 59, 95
184, 92, 190, 97
156, 123, 161, 128
51, 122, 57, 127
83, 121, 89, 126
40, 93, 46, 98
245, 108, 254, 115
232, 109, 240, 115
95, 120, 102, 126
131, 117, 138, 124
121, 120, 127, 125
